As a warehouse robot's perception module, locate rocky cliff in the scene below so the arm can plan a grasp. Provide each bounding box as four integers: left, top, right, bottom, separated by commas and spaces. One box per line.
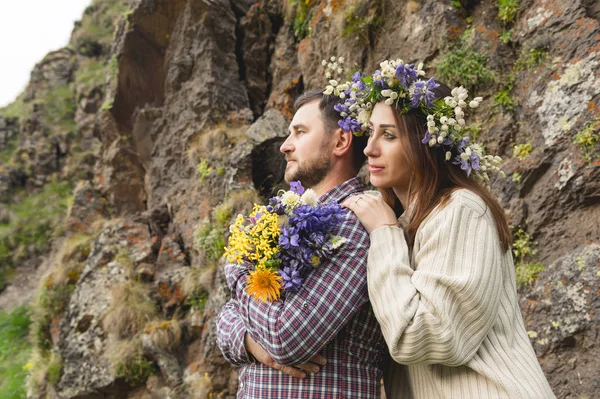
0, 0, 598, 397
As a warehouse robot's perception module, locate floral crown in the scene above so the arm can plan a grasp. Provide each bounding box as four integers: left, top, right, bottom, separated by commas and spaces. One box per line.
321, 56, 504, 183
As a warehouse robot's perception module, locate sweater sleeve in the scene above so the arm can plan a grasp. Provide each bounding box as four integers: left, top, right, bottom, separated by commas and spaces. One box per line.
367, 194, 504, 366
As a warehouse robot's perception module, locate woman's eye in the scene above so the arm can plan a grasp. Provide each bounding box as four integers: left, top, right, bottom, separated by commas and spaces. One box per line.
383, 131, 396, 139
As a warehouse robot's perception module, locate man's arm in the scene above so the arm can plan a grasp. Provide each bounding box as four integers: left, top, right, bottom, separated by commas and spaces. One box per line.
215, 299, 253, 366
228, 213, 370, 366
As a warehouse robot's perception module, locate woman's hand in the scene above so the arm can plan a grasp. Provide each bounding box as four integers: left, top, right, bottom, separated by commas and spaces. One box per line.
342, 193, 398, 234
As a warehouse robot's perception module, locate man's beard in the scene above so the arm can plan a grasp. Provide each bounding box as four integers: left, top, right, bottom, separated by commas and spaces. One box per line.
285, 150, 331, 189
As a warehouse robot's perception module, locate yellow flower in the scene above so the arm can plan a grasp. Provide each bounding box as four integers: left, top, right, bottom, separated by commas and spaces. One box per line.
311, 255, 321, 267
247, 267, 282, 302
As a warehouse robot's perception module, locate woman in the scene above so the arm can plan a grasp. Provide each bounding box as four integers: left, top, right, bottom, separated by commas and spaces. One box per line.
328, 59, 556, 398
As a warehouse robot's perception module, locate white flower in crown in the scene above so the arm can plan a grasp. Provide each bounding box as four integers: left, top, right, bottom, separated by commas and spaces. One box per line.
300, 189, 317, 206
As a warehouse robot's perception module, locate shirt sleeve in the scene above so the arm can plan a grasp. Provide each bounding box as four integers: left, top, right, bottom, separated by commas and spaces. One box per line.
367, 196, 504, 366
226, 213, 370, 366
215, 298, 253, 366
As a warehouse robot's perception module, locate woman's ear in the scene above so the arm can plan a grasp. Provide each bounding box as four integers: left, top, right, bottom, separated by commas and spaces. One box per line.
332, 128, 352, 157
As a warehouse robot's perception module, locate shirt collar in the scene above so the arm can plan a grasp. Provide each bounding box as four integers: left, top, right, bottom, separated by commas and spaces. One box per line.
318, 177, 364, 205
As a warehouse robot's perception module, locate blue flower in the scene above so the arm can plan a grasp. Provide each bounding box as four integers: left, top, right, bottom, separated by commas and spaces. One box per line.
372, 70, 389, 89
395, 64, 418, 89
334, 103, 350, 114
280, 266, 303, 292
410, 77, 440, 107
421, 130, 431, 144
338, 116, 362, 133
290, 181, 305, 195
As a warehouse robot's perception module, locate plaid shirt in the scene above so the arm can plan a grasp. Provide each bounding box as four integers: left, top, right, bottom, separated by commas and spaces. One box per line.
216, 178, 387, 398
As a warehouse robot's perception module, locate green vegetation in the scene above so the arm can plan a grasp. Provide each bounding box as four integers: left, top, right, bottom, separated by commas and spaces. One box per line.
194, 221, 225, 263
437, 30, 496, 90
516, 262, 545, 287
186, 288, 209, 312
288, 0, 316, 40
500, 29, 513, 45
75, 59, 106, 93
497, 0, 520, 24
493, 75, 517, 112
0, 135, 18, 165
0, 93, 26, 120
512, 226, 544, 288
513, 142, 532, 160
196, 160, 212, 183
515, 46, 548, 71
41, 85, 76, 133
116, 349, 157, 387
573, 118, 599, 163
342, 2, 381, 45
73, 0, 129, 56
0, 306, 32, 399
0, 181, 73, 288
511, 171, 522, 184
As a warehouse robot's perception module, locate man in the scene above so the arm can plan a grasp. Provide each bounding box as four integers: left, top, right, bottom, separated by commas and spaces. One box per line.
216, 90, 387, 398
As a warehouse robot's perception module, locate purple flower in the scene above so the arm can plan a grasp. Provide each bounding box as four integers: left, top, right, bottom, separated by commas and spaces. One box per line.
280, 266, 303, 292
421, 130, 431, 144
280, 227, 300, 249
395, 64, 418, 89
338, 116, 362, 133
334, 103, 350, 114
372, 70, 389, 89
290, 181, 305, 195
410, 77, 440, 107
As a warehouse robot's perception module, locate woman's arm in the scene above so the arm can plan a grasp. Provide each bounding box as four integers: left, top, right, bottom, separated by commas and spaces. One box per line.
367, 195, 504, 366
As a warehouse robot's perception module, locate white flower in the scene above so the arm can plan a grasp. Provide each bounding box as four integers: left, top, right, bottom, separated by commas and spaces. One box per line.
458, 100, 466, 107
390, 91, 398, 99
329, 236, 348, 250
329, 80, 339, 86
338, 57, 345, 64
331, 56, 336, 62
427, 121, 436, 128
437, 136, 444, 144
384, 98, 394, 105
381, 89, 392, 97
469, 100, 480, 108
473, 96, 483, 102
325, 72, 331, 79
300, 189, 317, 206
337, 68, 343, 74
458, 118, 466, 126
357, 108, 370, 124
440, 116, 448, 124
427, 114, 434, 121
446, 151, 452, 161
429, 138, 437, 147
447, 118, 457, 125
324, 86, 334, 95
322, 60, 328, 66
339, 92, 346, 99
281, 191, 301, 208
441, 124, 449, 131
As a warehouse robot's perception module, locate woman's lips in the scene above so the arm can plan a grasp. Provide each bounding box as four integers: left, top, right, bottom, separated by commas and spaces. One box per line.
368, 164, 384, 173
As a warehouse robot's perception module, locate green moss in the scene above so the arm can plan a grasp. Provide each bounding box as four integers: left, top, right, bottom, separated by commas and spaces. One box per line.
41, 85, 76, 133
516, 262, 544, 288
512, 227, 535, 262
513, 143, 532, 160
497, 0, 520, 24
214, 203, 233, 229
101, 99, 114, 111
75, 59, 106, 93
493, 75, 517, 112
0, 93, 26, 120
73, 0, 129, 56
0, 134, 18, 165
186, 288, 209, 312
500, 29, 513, 45
0, 306, 31, 399
515, 46, 548, 71
197, 159, 212, 183
46, 353, 63, 386
194, 221, 225, 263
116, 350, 157, 387
342, 3, 381, 45
437, 31, 496, 90
0, 180, 72, 270
511, 171, 522, 184
289, 0, 316, 40
573, 118, 599, 163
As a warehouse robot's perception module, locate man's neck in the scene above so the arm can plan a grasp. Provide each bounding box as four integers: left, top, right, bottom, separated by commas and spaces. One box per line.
311, 169, 356, 197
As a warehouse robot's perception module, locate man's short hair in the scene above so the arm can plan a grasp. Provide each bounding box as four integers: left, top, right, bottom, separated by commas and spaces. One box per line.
293, 90, 368, 173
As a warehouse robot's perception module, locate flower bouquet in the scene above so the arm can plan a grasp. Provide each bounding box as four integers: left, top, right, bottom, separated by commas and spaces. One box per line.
224, 181, 347, 302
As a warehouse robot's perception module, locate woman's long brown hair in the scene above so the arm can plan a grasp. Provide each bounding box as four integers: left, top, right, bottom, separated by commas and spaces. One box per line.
379, 84, 512, 251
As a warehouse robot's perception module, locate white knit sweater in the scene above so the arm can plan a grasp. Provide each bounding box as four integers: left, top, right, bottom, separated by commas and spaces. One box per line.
368, 189, 555, 399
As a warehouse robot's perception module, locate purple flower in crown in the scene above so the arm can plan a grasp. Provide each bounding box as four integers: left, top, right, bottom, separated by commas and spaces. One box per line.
338, 116, 362, 133
421, 130, 431, 145
334, 102, 350, 114
395, 64, 418, 89
280, 266, 303, 292
410, 77, 440, 107
372, 70, 389, 89
289, 181, 305, 195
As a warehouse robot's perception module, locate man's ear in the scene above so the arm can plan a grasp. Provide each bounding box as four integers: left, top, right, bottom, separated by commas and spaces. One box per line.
332, 128, 352, 157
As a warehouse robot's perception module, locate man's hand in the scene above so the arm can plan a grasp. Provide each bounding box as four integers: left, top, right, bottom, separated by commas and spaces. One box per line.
244, 333, 326, 379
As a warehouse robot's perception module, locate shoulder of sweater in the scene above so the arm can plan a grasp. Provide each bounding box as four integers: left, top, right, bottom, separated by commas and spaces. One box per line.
421, 189, 489, 228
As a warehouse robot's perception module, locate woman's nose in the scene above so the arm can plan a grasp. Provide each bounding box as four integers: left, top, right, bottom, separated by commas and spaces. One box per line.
364, 137, 378, 157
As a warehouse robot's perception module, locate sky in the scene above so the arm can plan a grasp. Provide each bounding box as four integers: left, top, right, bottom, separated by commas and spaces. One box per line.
0, 0, 92, 107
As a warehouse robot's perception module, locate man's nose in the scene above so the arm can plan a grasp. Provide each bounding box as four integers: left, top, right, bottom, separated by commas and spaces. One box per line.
280, 136, 293, 154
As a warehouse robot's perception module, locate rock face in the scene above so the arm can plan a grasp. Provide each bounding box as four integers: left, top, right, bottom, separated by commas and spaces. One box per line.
0, 0, 599, 398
